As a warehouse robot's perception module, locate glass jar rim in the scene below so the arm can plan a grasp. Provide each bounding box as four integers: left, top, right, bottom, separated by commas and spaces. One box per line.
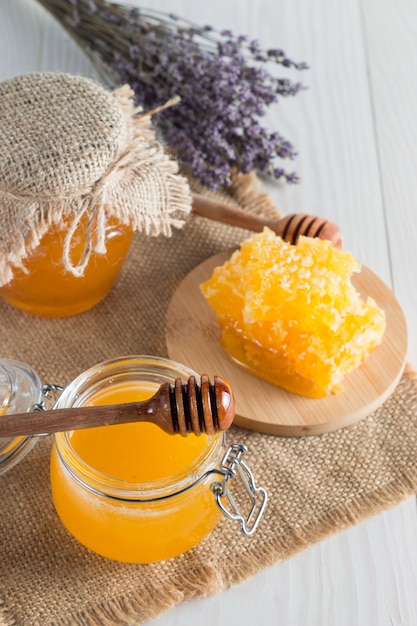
53, 355, 225, 501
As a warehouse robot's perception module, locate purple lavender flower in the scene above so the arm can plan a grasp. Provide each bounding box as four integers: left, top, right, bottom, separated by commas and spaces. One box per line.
38, 0, 307, 189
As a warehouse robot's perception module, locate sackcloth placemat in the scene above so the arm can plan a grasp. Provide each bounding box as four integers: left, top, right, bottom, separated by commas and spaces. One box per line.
1, 176, 417, 626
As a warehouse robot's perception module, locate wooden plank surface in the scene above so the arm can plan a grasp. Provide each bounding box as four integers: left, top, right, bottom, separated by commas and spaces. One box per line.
1, 0, 417, 624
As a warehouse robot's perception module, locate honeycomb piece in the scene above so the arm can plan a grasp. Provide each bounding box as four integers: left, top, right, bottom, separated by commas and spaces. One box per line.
200, 228, 386, 398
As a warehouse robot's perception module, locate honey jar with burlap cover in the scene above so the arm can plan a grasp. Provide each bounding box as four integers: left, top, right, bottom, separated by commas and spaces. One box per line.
0, 72, 192, 317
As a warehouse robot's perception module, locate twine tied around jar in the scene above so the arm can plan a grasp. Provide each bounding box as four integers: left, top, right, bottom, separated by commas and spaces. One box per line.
0, 72, 192, 282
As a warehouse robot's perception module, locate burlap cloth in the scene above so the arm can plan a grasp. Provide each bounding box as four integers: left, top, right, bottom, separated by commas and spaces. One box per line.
1, 178, 417, 626
0, 72, 191, 283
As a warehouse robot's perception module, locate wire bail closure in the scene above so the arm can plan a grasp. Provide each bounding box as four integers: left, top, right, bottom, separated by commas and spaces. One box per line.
212, 443, 268, 536
32, 384, 64, 437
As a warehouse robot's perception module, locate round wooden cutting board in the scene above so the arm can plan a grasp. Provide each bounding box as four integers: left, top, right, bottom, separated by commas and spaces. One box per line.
166, 251, 408, 436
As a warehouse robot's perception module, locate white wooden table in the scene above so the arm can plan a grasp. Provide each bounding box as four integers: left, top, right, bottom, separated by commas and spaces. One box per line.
1, 1, 417, 624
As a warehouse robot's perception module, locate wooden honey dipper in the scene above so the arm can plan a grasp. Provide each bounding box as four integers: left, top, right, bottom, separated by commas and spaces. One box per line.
192, 194, 343, 249
0, 375, 235, 438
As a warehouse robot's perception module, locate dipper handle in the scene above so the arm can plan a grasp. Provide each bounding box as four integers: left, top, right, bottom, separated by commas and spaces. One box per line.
192, 194, 343, 249
0, 375, 235, 438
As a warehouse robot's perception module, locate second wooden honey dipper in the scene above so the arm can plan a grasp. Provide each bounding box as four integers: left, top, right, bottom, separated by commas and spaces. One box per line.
192, 193, 343, 249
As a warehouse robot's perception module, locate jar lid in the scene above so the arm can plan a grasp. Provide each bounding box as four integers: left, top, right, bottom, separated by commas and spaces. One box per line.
0, 358, 42, 475
0, 72, 192, 282
0, 73, 125, 197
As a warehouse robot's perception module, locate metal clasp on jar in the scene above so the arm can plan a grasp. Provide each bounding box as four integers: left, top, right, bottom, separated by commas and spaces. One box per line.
211, 443, 267, 536
32, 383, 64, 436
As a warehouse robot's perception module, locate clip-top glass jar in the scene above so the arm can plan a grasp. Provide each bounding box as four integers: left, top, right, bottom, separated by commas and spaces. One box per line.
0, 358, 43, 475
50, 356, 267, 563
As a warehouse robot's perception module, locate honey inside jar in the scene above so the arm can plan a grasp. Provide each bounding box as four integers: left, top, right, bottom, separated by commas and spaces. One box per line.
50, 379, 223, 563
0, 215, 134, 317
0, 72, 193, 319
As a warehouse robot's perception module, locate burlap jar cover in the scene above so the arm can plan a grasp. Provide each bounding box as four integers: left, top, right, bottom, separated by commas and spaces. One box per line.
0, 79, 417, 624
0, 72, 191, 283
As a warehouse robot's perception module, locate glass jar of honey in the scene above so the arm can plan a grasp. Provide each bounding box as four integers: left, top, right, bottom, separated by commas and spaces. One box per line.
0, 72, 192, 318
0, 358, 43, 475
50, 355, 267, 563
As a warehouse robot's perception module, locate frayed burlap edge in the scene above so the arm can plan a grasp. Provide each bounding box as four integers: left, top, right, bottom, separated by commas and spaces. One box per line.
0, 83, 192, 283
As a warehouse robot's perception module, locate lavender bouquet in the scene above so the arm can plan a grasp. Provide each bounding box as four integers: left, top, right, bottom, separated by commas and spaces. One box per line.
37, 0, 307, 190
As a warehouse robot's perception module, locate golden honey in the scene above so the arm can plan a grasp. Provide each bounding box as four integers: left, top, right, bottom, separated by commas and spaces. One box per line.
0, 216, 134, 317
50, 357, 224, 563
200, 228, 386, 398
